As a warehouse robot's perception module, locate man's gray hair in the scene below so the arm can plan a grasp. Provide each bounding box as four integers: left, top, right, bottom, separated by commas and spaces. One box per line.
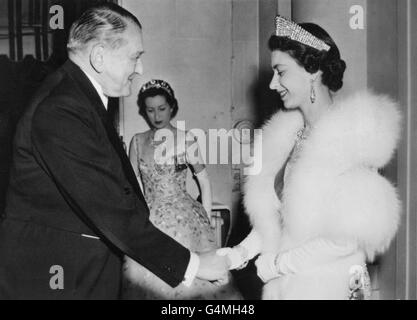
67, 3, 142, 53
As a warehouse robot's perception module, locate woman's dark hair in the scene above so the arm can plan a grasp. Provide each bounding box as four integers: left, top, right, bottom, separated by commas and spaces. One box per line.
137, 86, 178, 120
268, 23, 346, 92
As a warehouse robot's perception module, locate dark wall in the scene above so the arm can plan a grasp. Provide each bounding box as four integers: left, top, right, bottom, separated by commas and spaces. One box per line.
0, 0, 117, 212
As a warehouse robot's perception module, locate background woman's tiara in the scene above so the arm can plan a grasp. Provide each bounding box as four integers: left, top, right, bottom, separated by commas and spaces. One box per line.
275, 15, 330, 52
139, 79, 174, 97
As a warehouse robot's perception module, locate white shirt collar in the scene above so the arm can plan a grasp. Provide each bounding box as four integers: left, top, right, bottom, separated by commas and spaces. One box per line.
82, 70, 109, 110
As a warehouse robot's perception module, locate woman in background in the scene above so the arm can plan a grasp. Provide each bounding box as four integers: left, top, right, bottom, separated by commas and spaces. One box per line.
219, 16, 401, 300
123, 79, 241, 300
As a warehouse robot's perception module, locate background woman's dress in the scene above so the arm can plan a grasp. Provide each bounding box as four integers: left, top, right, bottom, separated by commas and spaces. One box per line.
122, 134, 241, 299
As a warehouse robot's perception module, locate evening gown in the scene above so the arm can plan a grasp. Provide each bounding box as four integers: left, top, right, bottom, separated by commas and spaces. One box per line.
122, 133, 242, 299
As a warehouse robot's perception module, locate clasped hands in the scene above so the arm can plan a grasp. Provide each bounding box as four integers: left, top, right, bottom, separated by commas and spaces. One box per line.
195, 250, 230, 285
196, 246, 251, 285
196, 247, 281, 285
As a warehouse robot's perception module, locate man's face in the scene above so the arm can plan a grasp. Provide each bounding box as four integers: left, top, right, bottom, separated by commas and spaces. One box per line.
101, 22, 144, 97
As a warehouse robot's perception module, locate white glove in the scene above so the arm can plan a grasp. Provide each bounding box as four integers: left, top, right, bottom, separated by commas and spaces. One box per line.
216, 245, 249, 270
255, 252, 280, 283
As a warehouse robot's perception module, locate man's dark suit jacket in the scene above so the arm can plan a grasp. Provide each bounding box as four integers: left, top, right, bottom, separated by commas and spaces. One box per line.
0, 60, 190, 299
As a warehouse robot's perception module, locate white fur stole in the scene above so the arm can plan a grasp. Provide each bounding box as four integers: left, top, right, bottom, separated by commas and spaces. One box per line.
244, 91, 402, 260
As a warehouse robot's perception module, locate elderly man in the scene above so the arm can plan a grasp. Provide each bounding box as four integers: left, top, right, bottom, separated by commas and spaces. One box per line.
0, 3, 227, 299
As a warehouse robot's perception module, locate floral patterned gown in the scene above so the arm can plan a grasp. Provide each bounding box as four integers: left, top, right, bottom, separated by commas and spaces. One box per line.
121, 134, 242, 300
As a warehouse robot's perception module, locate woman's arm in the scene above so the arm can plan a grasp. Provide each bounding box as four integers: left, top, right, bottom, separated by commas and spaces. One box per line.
128, 134, 144, 192
128, 135, 139, 177
194, 168, 212, 218
255, 238, 359, 282
185, 135, 212, 218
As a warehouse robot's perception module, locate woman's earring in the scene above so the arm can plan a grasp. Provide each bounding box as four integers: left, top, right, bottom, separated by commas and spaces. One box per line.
310, 79, 316, 104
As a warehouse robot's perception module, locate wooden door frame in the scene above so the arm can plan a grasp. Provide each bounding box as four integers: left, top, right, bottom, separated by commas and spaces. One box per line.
395, 0, 417, 300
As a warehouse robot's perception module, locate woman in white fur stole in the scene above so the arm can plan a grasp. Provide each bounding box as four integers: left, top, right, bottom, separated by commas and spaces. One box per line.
217, 16, 401, 300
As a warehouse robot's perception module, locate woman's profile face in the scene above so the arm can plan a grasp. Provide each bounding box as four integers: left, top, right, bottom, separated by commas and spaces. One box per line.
144, 95, 173, 129
269, 50, 312, 110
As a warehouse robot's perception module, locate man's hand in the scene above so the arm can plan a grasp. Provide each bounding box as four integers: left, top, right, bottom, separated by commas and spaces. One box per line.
196, 250, 229, 282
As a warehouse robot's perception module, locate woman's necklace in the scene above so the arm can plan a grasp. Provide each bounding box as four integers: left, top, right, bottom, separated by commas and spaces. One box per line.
296, 127, 308, 141
295, 125, 311, 149
297, 100, 334, 146
149, 129, 164, 147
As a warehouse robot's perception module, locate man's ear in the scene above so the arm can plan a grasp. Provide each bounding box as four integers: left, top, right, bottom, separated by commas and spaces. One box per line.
89, 43, 105, 73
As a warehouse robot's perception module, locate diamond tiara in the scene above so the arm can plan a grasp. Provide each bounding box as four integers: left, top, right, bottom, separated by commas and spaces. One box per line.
275, 15, 330, 52
139, 79, 174, 98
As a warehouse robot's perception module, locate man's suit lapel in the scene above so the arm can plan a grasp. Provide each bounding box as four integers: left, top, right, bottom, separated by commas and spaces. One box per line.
62, 60, 146, 203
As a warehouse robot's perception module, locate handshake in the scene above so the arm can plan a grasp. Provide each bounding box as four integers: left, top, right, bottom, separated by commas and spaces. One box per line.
195, 246, 281, 284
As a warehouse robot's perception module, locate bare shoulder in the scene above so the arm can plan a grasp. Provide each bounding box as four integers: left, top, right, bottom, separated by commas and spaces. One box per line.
133, 130, 151, 141
136, 130, 151, 137
130, 131, 150, 151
